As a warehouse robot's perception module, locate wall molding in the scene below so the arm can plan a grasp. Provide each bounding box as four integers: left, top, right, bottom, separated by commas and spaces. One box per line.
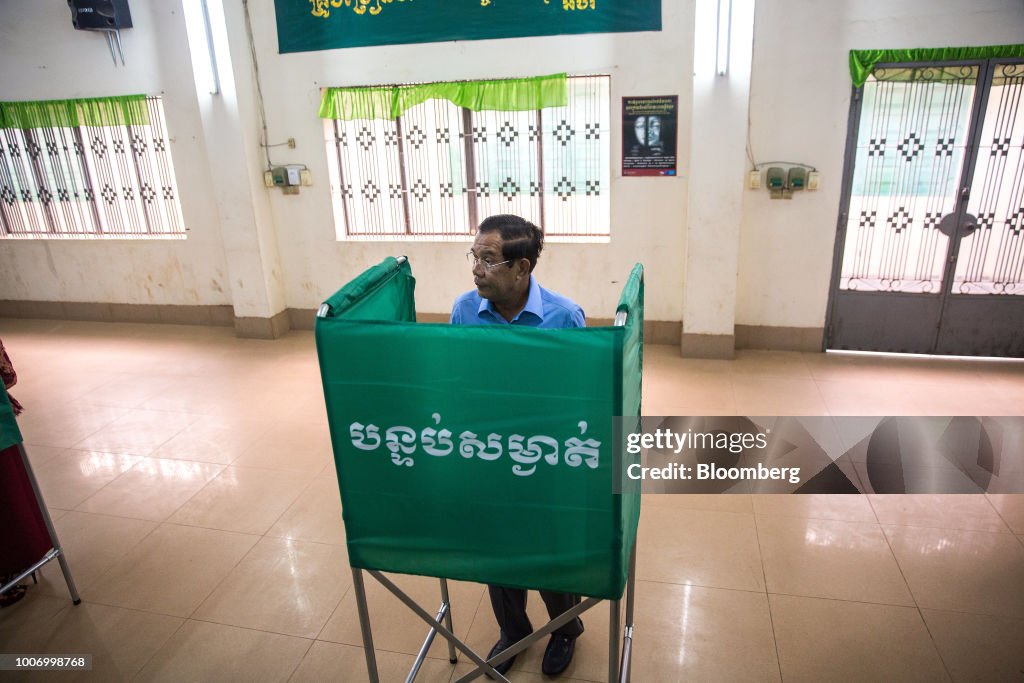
235, 310, 291, 339
680, 333, 735, 359
0, 300, 234, 327
735, 324, 824, 352
0, 301, 682, 345
0, 301, 823, 352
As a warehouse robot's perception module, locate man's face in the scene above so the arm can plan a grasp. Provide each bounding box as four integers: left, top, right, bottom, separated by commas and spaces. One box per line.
647, 116, 662, 146
634, 116, 647, 145
471, 231, 519, 303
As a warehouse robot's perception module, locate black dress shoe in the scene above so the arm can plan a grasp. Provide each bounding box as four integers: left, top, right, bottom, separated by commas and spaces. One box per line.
484, 637, 516, 679
541, 633, 577, 676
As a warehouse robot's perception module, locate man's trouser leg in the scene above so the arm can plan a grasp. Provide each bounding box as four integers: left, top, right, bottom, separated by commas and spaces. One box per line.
488, 585, 585, 640
539, 589, 584, 637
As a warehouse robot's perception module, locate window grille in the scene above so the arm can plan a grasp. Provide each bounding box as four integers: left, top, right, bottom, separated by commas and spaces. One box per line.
0, 96, 186, 239
323, 75, 610, 240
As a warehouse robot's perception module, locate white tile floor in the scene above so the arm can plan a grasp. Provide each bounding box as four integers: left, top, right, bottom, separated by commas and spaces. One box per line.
0, 319, 1023, 681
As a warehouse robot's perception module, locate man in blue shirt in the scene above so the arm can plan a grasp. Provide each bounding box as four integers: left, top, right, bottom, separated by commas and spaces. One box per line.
450, 214, 585, 678
450, 217, 584, 329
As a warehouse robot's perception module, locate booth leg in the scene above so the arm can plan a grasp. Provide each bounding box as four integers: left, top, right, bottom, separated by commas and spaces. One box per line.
440, 578, 457, 664
407, 593, 451, 682
608, 599, 620, 683
352, 568, 380, 683
620, 542, 638, 683
18, 444, 81, 605
55, 552, 81, 606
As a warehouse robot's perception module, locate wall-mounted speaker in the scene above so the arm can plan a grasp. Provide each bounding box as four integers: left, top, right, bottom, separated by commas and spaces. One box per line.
68, 0, 133, 31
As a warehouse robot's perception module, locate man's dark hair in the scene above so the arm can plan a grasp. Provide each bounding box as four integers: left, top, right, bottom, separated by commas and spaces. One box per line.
477, 214, 544, 272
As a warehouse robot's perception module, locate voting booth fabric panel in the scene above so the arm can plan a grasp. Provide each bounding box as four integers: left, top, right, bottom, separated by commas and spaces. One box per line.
616, 264, 643, 589
316, 258, 642, 599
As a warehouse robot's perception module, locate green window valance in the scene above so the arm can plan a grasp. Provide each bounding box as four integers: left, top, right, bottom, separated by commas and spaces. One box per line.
849, 44, 1024, 87
319, 73, 568, 122
0, 95, 150, 130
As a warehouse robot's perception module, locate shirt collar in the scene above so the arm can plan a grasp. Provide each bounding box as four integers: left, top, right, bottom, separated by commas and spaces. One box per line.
478, 276, 544, 324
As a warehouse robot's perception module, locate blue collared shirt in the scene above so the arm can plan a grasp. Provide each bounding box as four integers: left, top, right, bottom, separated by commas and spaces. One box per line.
450, 276, 585, 328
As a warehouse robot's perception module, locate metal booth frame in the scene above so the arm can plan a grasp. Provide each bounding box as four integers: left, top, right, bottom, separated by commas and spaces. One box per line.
347, 541, 637, 683
0, 441, 82, 607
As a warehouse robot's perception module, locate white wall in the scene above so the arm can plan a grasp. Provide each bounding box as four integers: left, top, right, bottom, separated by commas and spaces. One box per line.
737, 0, 1024, 329
188, 0, 289, 319
245, 1, 693, 321
685, 0, 755, 343
0, 1, 231, 307
2, 0, 1023, 333
1, 0, 692, 322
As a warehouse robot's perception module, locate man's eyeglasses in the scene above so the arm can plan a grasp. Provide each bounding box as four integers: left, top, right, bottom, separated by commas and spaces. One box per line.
466, 252, 512, 270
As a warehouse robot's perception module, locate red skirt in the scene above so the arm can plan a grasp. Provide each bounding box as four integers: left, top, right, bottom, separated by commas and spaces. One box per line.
0, 445, 52, 577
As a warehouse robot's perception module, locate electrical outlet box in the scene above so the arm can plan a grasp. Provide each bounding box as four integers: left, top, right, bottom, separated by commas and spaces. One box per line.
269, 166, 289, 187
766, 167, 785, 190
788, 167, 807, 191
807, 171, 820, 191
267, 165, 308, 191
747, 170, 761, 190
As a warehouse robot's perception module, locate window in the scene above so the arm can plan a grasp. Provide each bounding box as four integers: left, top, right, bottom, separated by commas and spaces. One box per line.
0, 95, 186, 239
322, 75, 610, 240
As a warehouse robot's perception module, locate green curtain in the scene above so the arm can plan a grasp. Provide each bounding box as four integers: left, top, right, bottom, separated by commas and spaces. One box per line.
319, 73, 568, 122
0, 385, 23, 452
320, 257, 418, 322
315, 257, 643, 599
613, 264, 643, 582
0, 95, 150, 130
849, 44, 1024, 87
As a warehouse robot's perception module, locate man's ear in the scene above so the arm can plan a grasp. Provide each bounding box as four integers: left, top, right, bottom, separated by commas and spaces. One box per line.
515, 258, 532, 279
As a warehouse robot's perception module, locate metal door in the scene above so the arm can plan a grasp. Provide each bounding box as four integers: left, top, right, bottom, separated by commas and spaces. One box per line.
826, 60, 1024, 357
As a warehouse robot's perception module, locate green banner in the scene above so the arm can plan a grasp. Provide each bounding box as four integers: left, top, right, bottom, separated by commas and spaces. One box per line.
315, 257, 642, 599
277, 0, 661, 53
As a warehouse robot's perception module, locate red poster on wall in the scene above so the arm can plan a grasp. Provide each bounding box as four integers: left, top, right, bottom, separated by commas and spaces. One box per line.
622, 96, 678, 177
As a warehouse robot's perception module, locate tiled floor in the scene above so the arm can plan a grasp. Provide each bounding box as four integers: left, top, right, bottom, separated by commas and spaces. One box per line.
1, 319, 1023, 682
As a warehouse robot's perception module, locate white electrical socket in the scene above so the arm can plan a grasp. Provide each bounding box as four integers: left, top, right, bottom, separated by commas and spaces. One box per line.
807, 171, 820, 191
263, 171, 274, 188
747, 170, 761, 190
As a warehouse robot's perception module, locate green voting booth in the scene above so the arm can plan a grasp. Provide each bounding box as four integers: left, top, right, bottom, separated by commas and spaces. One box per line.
315, 257, 643, 682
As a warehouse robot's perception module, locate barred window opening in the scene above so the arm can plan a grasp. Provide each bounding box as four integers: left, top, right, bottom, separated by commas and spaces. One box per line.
0, 96, 186, 239
323, 75, 611, 241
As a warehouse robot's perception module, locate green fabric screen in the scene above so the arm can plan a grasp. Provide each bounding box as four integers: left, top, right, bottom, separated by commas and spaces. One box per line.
315, 257, 643, 599
319, 74, 568, 122
849, 44, 1024, 87
0, 385, 23, 452
0, 95, 149, 130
